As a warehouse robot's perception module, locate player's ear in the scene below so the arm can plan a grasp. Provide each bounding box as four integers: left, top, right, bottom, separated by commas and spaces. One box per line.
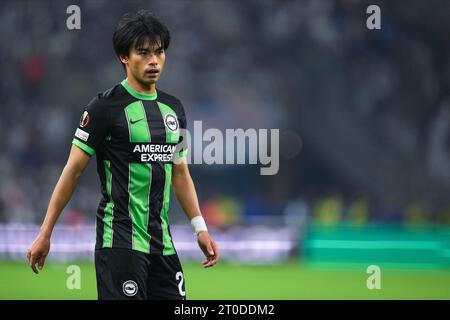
119, 54, 129, 65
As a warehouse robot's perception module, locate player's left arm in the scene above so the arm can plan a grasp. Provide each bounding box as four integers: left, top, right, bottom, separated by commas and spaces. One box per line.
172, 157, 220, 268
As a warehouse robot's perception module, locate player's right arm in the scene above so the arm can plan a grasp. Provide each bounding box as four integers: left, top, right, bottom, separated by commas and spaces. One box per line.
27, 145, 91, 274
27, 95, 109, 274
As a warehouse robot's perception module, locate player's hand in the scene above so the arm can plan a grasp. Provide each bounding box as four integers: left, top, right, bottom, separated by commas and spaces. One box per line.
197, 231, 220, 268
27, 233, 51, 274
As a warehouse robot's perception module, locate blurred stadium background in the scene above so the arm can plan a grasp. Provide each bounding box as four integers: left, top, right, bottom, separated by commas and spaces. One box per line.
1, 0, 450, 299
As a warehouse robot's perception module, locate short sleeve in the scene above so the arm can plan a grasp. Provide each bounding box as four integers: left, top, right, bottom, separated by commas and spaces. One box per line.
174, 102, 188, 159
72, 96, 110, 156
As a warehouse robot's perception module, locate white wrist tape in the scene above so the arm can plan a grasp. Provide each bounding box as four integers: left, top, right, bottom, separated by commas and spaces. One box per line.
190, 216, 208, 235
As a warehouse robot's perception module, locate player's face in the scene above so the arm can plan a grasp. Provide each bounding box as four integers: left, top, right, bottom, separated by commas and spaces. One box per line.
123, 39, 166, 87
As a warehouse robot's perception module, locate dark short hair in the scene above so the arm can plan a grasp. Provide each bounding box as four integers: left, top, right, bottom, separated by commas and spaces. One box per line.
113, 10, 170, 66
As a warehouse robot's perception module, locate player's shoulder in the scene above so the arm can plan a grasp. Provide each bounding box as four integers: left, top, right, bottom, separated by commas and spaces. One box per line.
86, 83, 125, 109
156, 88, 185, 111
98, 83, 123, 100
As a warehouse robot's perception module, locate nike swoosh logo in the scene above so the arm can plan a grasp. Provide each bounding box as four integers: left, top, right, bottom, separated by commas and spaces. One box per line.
130, 118, 144, 125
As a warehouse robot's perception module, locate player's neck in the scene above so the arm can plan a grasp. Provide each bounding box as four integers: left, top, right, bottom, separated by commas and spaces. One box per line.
125, 76, 156, 95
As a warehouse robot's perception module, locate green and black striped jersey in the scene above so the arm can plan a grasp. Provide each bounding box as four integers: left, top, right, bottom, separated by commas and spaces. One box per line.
72, 79, 188, 255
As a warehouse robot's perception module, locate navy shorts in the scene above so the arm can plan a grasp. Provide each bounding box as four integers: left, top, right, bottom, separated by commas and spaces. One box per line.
95, 248, 186, 300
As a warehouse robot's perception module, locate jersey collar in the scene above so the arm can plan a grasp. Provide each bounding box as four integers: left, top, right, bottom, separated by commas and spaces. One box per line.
121, 79, 158, 100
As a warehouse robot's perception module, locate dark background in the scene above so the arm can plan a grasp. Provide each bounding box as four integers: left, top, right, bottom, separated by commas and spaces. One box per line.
1, 0, 449, 228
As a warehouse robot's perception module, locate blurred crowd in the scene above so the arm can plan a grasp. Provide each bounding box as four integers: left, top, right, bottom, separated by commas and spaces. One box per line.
1, 0, 450, 226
